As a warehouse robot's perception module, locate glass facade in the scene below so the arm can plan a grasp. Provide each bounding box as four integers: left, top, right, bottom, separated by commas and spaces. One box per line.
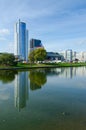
14, 20, 28, 61
34, 39, 42, 47
30, 39, 43, 51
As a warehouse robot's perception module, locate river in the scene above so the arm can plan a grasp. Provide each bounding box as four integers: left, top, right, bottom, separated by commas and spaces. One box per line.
0, 67, 86, 130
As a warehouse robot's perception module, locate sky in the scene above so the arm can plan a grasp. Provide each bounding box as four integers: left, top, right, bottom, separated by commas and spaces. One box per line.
0, 0, 86, 53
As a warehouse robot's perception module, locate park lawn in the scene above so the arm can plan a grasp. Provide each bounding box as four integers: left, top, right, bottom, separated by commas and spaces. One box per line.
17, 62, 86, 68
0, 62, 86, 69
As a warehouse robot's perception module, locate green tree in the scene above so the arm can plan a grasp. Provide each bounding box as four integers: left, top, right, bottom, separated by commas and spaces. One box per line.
0, 53, 17, 66
28, 50, 35, 63
28, 48, 47, 63
34, 48, 47, 62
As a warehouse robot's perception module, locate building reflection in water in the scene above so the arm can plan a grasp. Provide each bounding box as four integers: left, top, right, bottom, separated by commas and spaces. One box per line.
48, 67, 76, 79
56, 67, 86, 78
14, 71, 29, 111
47, 67, 86, 79
59, 67, 73, 79
14, 67, 86, 111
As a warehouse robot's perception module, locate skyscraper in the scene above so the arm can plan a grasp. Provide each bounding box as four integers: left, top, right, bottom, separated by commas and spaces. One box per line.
14, 19, 28, 61
66, 49, 72, 62
30, 38, 44, 52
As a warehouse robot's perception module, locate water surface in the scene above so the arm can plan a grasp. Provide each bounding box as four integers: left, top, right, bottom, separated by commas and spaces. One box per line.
0, 67, 86, 130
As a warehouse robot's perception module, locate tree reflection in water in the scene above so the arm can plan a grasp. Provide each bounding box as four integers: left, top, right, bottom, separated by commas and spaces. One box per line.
29, 69, 47, 90
0, 70, 18, 83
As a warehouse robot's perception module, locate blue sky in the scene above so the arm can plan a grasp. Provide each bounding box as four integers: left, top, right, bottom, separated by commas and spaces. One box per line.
0, 0, 86, 53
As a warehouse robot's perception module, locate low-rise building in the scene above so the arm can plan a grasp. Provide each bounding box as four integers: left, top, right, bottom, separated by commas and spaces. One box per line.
46, 52, 64, 62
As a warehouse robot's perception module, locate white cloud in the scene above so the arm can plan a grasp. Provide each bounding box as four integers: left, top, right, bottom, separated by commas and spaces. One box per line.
0, 29, 10, 36
0, 0, 86, 52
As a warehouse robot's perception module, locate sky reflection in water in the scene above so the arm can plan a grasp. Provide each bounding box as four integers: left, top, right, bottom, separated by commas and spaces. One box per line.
0, 67, 86, 130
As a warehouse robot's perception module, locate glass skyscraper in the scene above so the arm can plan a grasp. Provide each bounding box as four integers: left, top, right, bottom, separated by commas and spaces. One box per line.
30, 38, 43, 52
14, 20, 28, 61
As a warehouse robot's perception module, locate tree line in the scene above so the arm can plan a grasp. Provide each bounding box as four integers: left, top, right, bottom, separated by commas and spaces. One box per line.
0, 53, 17, 66
0, 48, 47, 66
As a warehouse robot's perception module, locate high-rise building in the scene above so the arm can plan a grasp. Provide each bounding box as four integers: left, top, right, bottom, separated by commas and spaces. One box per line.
30, 38, 44, 52
14, 19, 28, 61
66, 49, 72, 62
72, 51, 76, 61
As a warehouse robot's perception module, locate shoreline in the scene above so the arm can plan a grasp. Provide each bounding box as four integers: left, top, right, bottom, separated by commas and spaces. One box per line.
0, 63, 86, 70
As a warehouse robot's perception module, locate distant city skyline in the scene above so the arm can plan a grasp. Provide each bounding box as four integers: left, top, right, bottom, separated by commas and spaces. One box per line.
0, 0, 86, 52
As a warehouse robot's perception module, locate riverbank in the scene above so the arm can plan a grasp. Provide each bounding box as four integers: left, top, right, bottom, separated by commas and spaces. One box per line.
0, 62, 86, 70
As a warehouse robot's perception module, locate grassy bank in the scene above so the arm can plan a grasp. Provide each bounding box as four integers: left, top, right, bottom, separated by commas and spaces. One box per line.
44, 62, 86, 67
0, 62, 86, 70
17, 62, 86, 67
